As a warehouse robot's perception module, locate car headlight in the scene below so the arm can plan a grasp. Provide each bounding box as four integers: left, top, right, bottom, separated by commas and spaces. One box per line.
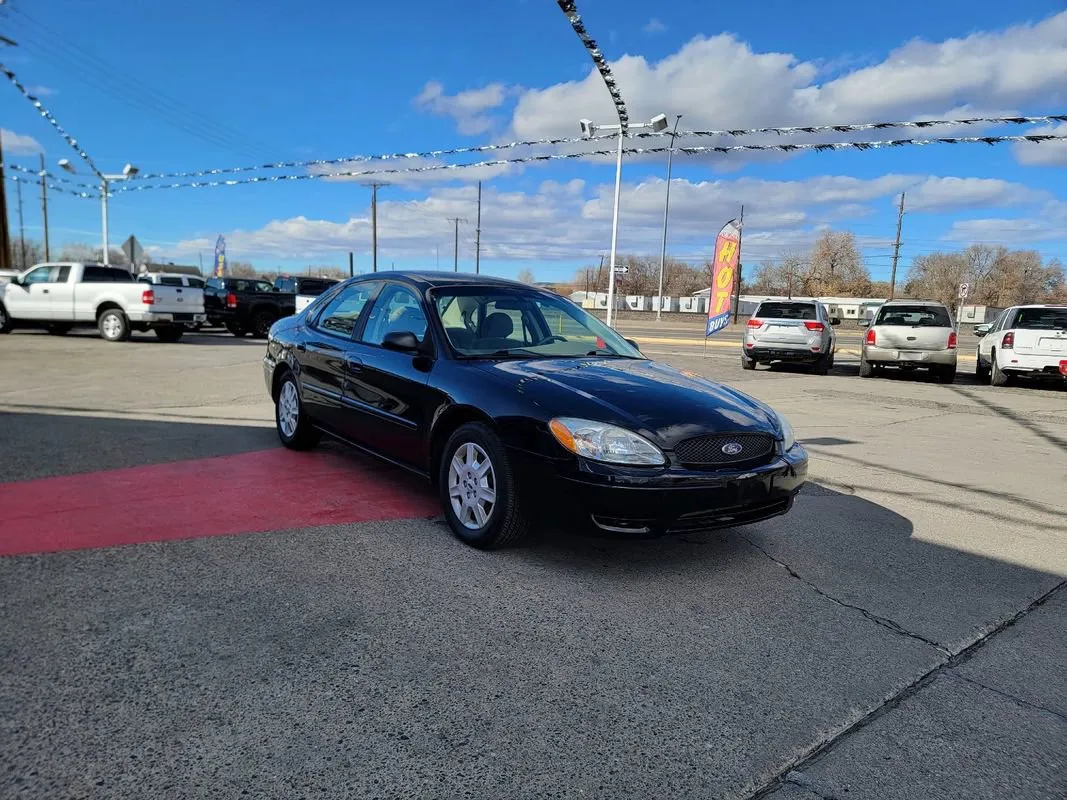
548, 417, 666, 466
776, 412, 796, 451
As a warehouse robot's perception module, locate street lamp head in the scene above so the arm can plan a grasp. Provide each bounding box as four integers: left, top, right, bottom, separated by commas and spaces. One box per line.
122, 163, 139, 177
579, 119, 596, 138
649, 113, 669, 133
58, 158, 76, 174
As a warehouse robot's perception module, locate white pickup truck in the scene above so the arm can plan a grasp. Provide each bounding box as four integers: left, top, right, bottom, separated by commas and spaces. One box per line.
0, 262, 206, 342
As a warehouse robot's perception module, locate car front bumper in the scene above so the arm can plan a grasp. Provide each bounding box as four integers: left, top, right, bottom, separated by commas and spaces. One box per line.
516, 445, 808, 536
864, 345, 956, 366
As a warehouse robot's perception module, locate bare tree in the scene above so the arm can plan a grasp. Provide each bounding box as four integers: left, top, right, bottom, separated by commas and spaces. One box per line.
516, 268, 535, 284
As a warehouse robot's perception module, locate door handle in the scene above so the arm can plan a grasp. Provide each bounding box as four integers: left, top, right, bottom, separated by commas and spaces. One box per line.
345, 355, 363, 372
296, 342, 306, 352
42, 289, 49, 294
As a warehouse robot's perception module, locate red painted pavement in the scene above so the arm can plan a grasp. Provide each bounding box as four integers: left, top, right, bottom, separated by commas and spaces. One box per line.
0, 448, 438, 557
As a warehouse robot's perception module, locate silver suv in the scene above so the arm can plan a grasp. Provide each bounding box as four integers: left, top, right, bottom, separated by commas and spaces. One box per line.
860, 300, 957, 383
742, 300, 839, 374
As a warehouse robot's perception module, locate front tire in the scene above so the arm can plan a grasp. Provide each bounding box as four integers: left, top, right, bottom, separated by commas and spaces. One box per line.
274, 372, 320, 450
0, 302, 10, 333
438, 422, 529, 550
154, 326, 184, 343
98, 308, 130, 342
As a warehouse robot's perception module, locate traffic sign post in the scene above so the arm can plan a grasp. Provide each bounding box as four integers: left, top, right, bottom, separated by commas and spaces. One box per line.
958, 282, 969, 299
956, 282, 969, 334
122, 235, 144, 269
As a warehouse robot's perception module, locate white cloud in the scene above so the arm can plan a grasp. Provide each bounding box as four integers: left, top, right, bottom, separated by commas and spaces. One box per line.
501, 10, 1067, 162
171, 173, 1045, 263
643, 18, 667, 35
414, 80, 513, 136
0, 129, 43, 155
1013, 122, 1067, 167
943, 200, 1067, 245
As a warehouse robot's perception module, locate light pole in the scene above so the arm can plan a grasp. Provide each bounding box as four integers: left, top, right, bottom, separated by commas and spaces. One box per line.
579, 112, 669, 328
656, 114, 682, 322
58, 158, 139, 266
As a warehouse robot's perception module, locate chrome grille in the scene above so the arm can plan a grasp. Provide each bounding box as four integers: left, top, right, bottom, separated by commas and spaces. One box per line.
674, 432, 776, 468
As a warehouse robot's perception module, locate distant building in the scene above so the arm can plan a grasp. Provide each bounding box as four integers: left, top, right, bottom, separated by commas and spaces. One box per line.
139, 262, 202, 277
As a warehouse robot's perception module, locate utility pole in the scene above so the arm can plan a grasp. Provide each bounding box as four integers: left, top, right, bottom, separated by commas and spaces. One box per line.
474, 181, 482, 274
447, 217, 465, 271
15, 176, 25, 270
656, 114, 682, 322
0, 130, 11, 270
38, 154, 50, 261
361, 182, 384, 272
889, 192, 905, 299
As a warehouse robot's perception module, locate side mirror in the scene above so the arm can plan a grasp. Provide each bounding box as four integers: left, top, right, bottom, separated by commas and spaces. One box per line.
382, 330, 420, 352
625, 338, 640, 349
974, 324, 991, 337
859, 319, 870, 328
830, 317, 841, 326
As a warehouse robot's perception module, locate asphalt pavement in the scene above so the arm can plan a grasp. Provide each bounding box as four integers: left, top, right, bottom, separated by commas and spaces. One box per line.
1, 328, 1064, 799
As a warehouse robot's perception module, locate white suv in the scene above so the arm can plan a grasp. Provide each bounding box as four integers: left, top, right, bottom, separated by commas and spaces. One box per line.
742, 300, 839, 375
860, 300, 957, 383
975, 305, 1067, 386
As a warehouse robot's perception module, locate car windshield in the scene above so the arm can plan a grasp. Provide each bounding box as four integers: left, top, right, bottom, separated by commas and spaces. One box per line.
755, 302, 817, 320
1013, 307, 1067, 330
874, 305, 951, 327
432, 287, 643, 359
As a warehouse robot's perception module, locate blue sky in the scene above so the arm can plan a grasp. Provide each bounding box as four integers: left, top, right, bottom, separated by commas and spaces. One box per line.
2, 0, 1065, 284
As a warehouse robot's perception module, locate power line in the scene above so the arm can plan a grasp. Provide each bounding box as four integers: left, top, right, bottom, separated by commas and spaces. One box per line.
103, 133, 1067, 196
109, 113, 1067, 184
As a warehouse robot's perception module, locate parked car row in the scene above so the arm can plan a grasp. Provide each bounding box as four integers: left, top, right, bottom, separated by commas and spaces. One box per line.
743, 297, 1066, 388
0, 263, 342, 343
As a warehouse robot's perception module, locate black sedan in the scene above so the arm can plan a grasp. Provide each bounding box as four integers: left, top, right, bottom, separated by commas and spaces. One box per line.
264, 271, 808, 549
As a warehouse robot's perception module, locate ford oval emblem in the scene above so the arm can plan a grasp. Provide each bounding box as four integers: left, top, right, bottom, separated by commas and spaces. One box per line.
721, 442, 743, 456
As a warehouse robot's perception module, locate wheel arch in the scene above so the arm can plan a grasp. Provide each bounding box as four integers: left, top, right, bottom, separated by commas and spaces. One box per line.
428, 404, 499, 486
95, 301, 124, 319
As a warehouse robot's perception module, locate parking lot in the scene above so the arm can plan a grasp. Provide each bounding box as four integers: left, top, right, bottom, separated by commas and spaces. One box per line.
2, 328, 1065, 799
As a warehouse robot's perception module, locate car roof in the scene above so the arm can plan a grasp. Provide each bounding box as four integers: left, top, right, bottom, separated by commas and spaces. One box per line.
353, 270, 532, 290
878, 299, 948, 307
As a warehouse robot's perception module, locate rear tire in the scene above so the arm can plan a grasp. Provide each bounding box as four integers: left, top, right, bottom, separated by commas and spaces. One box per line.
438, 422, 529, 550
226, 323, 248, 337
250, 310, 276, 339
98, 308, 130, 342
741, 354, 756, 370
934, 365, 956, 384
811, 353, 830, 375
154, 326, 184, 343
274, 372, 320, 450
990, 351, 1009, 387
859, 354, 873, 378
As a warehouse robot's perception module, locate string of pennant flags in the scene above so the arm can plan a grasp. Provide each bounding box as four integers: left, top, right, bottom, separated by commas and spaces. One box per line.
80, 113, 1067, 184
5, 172, 98, 198
556, 1, 629, 131
4, 162, 98, 188
1, 63, 103, 179
89, 133, 1065, 196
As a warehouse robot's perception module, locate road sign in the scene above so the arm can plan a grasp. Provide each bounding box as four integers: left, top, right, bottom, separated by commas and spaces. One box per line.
958, 282, 969, 299
122, 235, 144, 265
613, 266, 629, 274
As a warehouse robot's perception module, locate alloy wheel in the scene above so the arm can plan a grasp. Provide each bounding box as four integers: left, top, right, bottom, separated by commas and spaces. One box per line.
278, 380, 300, 438
447, 442, 497, 530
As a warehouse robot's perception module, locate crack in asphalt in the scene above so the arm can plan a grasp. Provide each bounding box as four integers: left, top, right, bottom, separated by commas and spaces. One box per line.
738, 534, 952, 655
742, 579, 1067, 800
943, 672, 1067, 725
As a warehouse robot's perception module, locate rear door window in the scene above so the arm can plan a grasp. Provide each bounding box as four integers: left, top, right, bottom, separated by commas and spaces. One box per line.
1011, 307, 1067, 330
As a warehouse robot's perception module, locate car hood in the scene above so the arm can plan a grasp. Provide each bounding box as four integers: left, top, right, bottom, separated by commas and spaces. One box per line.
474, 357, 780, 448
